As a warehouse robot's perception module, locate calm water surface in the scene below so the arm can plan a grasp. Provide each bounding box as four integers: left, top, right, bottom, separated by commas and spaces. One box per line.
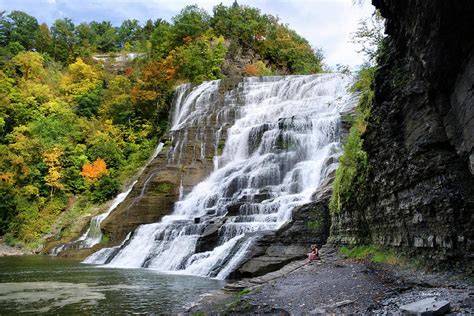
0, 255, 225, 314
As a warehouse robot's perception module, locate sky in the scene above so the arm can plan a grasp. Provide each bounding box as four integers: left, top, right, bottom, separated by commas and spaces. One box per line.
0, 0, 376, 68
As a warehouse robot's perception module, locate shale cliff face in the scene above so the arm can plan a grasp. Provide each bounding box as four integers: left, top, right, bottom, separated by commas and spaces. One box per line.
330, 0, 474, 267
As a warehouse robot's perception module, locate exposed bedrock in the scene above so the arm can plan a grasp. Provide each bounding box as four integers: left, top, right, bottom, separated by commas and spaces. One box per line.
102, 83, 238, 243
330, 0, 474, 269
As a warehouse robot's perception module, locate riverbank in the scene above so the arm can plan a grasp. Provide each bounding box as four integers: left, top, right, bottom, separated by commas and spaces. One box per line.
0, 239, 28, 256
190, 247, 473, 314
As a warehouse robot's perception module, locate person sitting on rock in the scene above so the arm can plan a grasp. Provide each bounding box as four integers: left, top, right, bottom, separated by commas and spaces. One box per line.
308, 244, 319, 262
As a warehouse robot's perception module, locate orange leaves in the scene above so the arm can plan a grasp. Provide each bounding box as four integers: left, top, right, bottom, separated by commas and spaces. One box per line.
165, 67, 176, 80
124, 67, 134, 76
130, 60, 176, 105
244, 61, 272, 77
244, 64, 259, 76
81, 158, 108, 181
183, 36, 193, 45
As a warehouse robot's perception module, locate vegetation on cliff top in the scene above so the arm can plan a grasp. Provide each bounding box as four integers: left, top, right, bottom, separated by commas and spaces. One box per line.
0, 3, 324, 249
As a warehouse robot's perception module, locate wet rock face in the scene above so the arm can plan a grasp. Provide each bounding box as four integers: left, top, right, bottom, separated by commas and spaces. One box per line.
235, 200, 331, 278
102, 82, 240, 242
331, 0, 474, 266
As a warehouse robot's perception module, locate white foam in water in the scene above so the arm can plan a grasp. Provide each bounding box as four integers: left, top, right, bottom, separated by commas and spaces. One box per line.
85, 74, 356, 279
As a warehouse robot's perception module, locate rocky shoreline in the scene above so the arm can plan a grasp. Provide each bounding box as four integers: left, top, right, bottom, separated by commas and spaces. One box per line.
189, 247, 473, 314
0, 239, 28, 256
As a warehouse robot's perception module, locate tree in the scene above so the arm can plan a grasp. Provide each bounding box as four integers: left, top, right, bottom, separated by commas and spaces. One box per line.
12, 51, 45, 81
51, 18, 76, 62
211, 4, 268, 48
131, 58, 176, 120
172, 5, 210, 45
76, 88, 102, 117
174, 31, 227, 83
75, 22, 96, 57
60, 58, 101, 99
43, 147, 64, 196
0, 11, 39, 50
100, 75, 133, 125
90, 21, 117, 52
351, 10, 385, 65
118, 19, 141, 49
150, 21, 173, 59
81, 157, 107, 181
35, 23, 52, 53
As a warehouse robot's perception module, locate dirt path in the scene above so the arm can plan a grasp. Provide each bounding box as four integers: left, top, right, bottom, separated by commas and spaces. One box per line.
189, 248, 473, 314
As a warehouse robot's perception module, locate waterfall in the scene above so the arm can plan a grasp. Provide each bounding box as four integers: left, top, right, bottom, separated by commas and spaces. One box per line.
50, 143, 164, 254
74, 182, 138, 248
84, 74, 355, 279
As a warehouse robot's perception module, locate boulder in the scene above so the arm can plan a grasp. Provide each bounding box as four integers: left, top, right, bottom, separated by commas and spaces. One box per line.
399, 297, 450, 316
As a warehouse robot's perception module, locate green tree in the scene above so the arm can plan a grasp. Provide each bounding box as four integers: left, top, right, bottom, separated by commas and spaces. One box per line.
51, 18, 76, 62
100, 75, 133, 125
172, 5, 210, 45
150, 21, 173, 59
0, 11, 39, 50
75, 22, 96, 57
90, 21, 117, 52
174, 31, 227, 83
118, 19, 141, 49
211, 4, 268, 48
351, 10, 385, 65
35, 23, 52, 53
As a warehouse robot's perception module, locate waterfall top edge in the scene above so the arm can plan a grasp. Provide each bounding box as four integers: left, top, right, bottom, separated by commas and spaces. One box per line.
173, 73, 353, 91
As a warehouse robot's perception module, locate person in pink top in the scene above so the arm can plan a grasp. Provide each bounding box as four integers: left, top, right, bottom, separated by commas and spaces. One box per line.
308, 244, 319, 262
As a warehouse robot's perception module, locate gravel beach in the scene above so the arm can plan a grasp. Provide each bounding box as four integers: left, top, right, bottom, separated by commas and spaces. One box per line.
190, 247, 473, 314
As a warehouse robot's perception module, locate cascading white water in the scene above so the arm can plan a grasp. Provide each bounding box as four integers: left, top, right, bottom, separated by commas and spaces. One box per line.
50, 143, 164, 254
84, 74, 355, 279
75, 182, 138, 248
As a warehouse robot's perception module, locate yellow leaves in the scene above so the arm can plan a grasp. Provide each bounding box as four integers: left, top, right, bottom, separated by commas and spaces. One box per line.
81, 158, 108, 181
19, 81, 54, 104
60, 58, 102, 99
22, 185, 40, 198
12, 52, 45, 81
43, 147, 64, 191
40, 100, 74, 117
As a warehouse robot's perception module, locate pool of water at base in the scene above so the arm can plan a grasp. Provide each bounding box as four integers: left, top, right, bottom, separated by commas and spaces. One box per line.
0, 255, 225, 314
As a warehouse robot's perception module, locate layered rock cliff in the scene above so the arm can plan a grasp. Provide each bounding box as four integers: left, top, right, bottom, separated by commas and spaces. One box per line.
101, 81, 239, 243
330, 0, 474, 268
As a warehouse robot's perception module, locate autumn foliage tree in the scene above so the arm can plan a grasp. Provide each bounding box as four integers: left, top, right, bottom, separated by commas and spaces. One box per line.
43, 147, 64, 196
131, 58, 176, 123
0, 4, 325, 248
81, 158, 108, 181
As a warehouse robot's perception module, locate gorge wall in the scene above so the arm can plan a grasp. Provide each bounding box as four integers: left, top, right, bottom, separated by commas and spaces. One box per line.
330, 0, 474, 268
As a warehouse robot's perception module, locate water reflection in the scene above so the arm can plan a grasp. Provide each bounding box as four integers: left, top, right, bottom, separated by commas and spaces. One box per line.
0, 256, 224, 314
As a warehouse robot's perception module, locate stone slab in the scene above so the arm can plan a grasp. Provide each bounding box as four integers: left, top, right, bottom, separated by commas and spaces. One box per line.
400, 297, 450, 315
